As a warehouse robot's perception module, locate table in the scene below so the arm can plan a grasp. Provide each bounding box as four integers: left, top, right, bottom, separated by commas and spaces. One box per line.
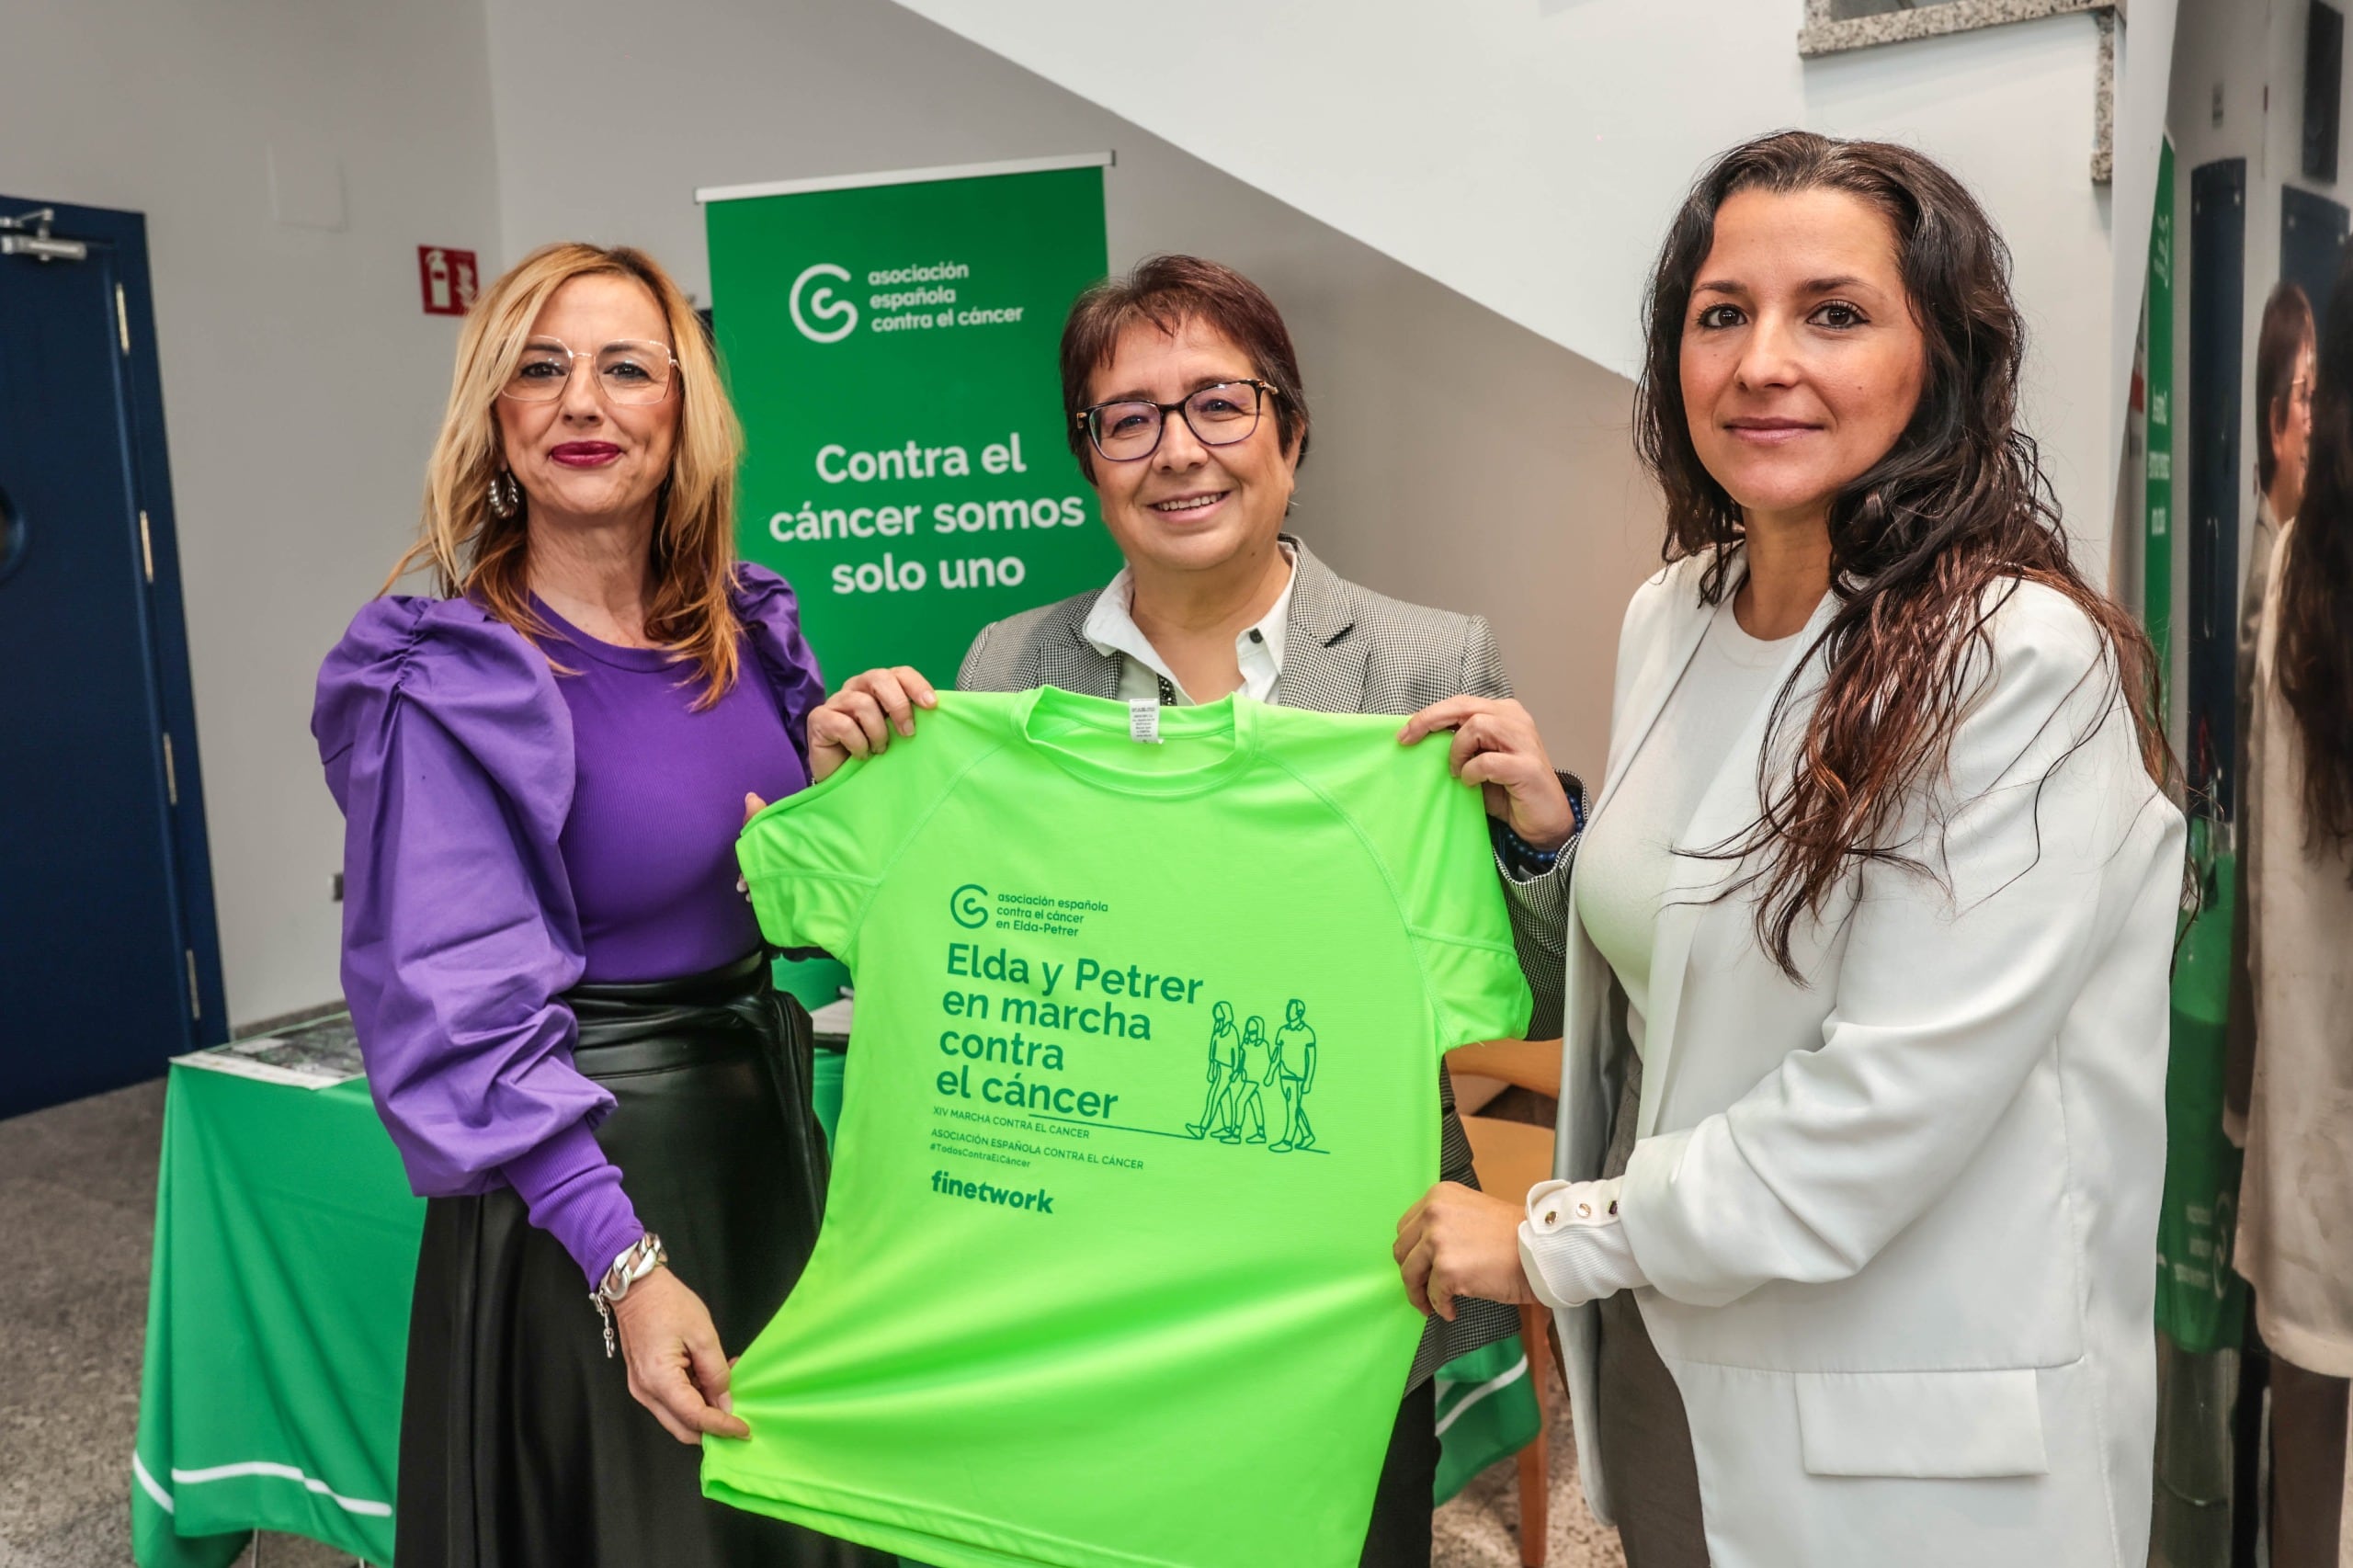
131, 1062, 419, 1568
131, 1051, 854, 1567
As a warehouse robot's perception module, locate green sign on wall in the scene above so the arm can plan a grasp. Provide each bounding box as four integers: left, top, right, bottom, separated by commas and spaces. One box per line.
703, 156, 1120, 686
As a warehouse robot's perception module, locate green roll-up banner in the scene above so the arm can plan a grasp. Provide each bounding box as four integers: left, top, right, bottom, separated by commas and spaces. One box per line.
2145, 131, 2248, 1356
702, 155, 1122, 685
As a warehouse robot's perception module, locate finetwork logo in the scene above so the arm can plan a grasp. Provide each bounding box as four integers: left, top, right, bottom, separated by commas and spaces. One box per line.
949, 884, 990, 928
932, 1170, 1053, 1213
789, 262, 858, 343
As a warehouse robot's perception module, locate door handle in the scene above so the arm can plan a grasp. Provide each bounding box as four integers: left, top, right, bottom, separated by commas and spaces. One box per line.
0, 484, 25, 584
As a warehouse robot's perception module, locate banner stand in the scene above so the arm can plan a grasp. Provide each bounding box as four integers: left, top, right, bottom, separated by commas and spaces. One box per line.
700, 153, 1121, 685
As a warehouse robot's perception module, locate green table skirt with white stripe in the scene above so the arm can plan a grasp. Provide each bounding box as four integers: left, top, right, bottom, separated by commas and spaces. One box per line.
131, 1050, 1534, 1565
132, 1062, 420, 1567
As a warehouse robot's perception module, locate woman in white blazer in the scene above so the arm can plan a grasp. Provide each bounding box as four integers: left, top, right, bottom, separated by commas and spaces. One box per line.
1395, 131, 2182, 1567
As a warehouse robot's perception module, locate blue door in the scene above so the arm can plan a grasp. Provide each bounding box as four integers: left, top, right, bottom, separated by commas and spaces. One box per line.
2280, 185, 2348, 347
0, 199, 224, 1118
2187, 160, 2245, 817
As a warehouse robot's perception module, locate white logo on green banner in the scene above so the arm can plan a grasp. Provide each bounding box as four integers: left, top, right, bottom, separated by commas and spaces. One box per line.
789, 263, 858, 343
707, 161, 1120, 684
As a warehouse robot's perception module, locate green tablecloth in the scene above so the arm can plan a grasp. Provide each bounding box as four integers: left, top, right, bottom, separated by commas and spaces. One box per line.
129, 1050, 855, 1567
132, 1063, 421, 1568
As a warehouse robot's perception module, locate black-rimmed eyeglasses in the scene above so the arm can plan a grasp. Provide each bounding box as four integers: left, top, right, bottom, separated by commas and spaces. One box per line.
1074, 380, 1279, 462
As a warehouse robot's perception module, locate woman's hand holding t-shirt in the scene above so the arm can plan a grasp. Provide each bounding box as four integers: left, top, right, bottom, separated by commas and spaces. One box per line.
809, 666, 939, 781
1397, 696, 1576, 853
612, 1267, 751, 1445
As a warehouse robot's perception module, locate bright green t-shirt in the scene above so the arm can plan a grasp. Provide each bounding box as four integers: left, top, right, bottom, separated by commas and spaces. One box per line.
708, 688, 1531, 1568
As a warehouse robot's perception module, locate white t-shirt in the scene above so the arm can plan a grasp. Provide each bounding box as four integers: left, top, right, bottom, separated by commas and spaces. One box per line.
1520, 590, 1806, 1312
1574, 592, 1803, 1060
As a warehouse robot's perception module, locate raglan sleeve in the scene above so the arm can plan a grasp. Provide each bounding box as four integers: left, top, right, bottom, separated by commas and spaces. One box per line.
736, 710, 961, 963
1457, 612, 1574, 1040
1382, 743, 1538, 1057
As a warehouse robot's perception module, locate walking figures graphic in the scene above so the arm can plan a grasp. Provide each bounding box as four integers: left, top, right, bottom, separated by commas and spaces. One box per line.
1186, 1001, 1243, 1141
1186, 999, 1320, 1153
1269, 999, 1317, 1153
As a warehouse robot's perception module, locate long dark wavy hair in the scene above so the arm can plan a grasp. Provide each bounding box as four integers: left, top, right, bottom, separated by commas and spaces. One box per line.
1633, 131, 2169, 974
2276, 245, 2353, 860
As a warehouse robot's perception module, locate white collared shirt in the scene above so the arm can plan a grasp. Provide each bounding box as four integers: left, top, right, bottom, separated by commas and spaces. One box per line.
1082, 544, 1298, 705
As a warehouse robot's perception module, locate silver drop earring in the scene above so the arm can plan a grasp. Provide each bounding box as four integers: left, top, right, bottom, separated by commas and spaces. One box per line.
487, 468, 520, 519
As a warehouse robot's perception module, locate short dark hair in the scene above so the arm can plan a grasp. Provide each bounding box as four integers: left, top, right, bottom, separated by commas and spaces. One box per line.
1059, 255, 1310, 477
2256, 280, 2316, 493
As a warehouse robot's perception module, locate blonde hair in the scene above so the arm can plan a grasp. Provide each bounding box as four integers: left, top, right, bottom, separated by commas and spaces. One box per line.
390, 242, 747, 705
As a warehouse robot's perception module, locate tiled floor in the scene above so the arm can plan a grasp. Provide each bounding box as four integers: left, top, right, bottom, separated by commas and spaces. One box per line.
1436, 1420, 1625, 1568
0, 1079, 1623, 1568
0, 1080, 170, 1567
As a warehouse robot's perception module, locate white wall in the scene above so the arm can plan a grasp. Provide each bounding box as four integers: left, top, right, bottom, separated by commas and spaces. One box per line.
892, 0, 2125, 574
16, 0, 2107, 1024
483, 0, 1658, 812
0, 0, 504, 1028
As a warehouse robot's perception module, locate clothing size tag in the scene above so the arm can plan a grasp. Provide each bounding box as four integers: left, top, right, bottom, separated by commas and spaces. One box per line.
1129, 699, 1163, 744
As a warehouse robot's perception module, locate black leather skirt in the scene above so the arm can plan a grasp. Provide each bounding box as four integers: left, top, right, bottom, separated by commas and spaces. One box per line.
393, 949, 891, 1568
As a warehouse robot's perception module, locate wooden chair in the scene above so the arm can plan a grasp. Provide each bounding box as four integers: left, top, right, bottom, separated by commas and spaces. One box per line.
1447, 1037, 1563, 1101
1445, 1038, 1565, 1568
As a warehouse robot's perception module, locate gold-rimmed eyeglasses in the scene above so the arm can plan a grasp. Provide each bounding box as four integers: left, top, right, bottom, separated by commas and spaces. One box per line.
500, 337, 679, 405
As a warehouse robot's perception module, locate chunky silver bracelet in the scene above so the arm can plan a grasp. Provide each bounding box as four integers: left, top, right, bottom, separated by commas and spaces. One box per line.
591, 1232, 667, 1359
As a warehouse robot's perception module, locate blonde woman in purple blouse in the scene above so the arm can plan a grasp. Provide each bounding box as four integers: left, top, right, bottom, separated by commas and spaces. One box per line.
313, 244, 885, 1567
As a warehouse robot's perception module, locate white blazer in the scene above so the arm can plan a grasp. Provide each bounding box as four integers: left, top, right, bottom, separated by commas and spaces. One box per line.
1551, 556, 2182, 1567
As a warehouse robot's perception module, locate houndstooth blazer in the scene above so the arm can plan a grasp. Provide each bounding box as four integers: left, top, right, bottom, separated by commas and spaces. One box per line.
960, 536, 1575, 1388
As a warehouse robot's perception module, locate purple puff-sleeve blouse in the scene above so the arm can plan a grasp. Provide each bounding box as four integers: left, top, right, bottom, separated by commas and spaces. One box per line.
313, 565, 826, 1283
